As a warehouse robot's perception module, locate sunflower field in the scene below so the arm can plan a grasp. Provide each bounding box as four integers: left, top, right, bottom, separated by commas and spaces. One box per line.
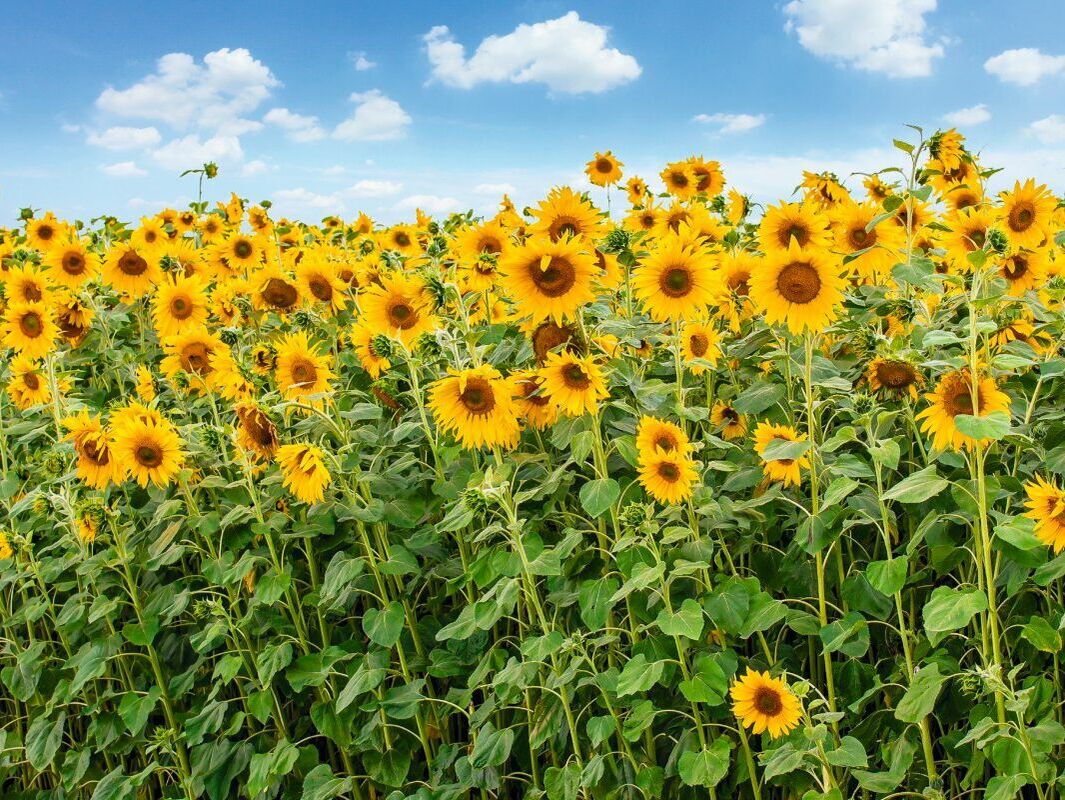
2, 126, 1065, 800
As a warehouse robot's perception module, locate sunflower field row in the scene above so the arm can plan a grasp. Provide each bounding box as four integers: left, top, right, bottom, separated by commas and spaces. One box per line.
2, 127, 1065, 799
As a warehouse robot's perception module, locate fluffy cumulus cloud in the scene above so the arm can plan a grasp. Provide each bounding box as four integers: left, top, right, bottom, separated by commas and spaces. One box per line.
423, 11, 641, 94
347, 179, 403, 197
263, 107, 326, 142
783, 0, 945, 78
394, 194, 463, 214
333, 90, 411, 141
692, 112, 767, 134
942, 104, 991, 126
1028, 115, 1065, 145
350, 51, 376, 71
87, 126, 162, 150
984, 48, 1065, 86
150, 134, 243, 171
99, 161, 147, 178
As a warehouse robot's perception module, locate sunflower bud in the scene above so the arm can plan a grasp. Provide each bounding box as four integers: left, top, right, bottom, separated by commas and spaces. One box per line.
986, 228, 1009, 255
369, 334, 395, 361
600, 227, 631, 255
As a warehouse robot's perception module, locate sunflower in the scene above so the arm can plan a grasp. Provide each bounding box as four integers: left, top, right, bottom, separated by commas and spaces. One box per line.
801, 171, 850, 209
111, 415, 185, 488
251, 265, 302, 314
360, 273, 437, 345
350, 323, 392, 379
428, 365, 521, 450
276, 443, 332, 504
131, 217, 169, 255
198, 214, 226, 243
687, 157, 725, 197
711, 402, 747, 440
296, 258, 347, 314
866, 357, 922, 399
499, 236, 597, 324
864, 174, 895, 202
152, 273, 209, 338
381, 225, 421, 257
998, 247, 1049, 296
274, 331, 335, 406
585, 151, 623, 187
626, 176, 649, 205
930, 128, 965, 172
529, 320, 580, 365
944, 184, 984, 211
62, 411, 118, 488
730, 669, 802, 739
102, 242, 161, 299
941, 205, 998, 271
636, 416, 691, 457
160, 328, 229, 394
639, 447, 698, 504
218, 233, 263, 271
998, 179, 1057, 250
5, 354, 51, 410
235, 400, 279, 460
624, 203, 660, 234
0, 531, 12, 560
529, 187, 606, 242
660, 161, 696, 200
3, 300, 59, 359
539, 351, 608, 417
455, 220, 510, 291
759, 202, 831, 255
3, 264, 51, 304
632, 236, 720, 322
135, 365, 156, 402
26, 213, 65, 250
830, 202, 905, 281
753, 422, 809, 487
749, 239, 844, 335
1024, 475, 1065, 552
915, 369, 1011, 451
513, 371, 560, 430
727, 188, 749, 225
680, 322, 721, 374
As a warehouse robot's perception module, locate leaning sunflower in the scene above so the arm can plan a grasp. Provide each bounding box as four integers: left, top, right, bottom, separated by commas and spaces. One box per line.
730, 669, 802, 739
1024, 475, 1065, 552
110, 414, 185, 488
866, 357, 922, 400
62, 411, 118, 489
749, 239, 844, 335
234, 400, 279, 461
274, 331, 335, 407
276, 443, 333, 504
5, 354, 51, 410
539, 351, 609, 417
3, 300, 59, 359
427, 365, 521, 450
631, 236, 720, 322
915, 369, 1011, 451
513, 371, 560, 430
711, 402, 747, 440
753, 421, 809, 487
499, 236, 597, 324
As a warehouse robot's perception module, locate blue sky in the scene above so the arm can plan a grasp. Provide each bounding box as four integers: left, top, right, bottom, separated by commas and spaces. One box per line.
3, 0, 1065, 222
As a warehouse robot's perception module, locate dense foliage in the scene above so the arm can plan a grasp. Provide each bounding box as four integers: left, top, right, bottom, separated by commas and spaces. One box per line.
3, 128, 1065, 800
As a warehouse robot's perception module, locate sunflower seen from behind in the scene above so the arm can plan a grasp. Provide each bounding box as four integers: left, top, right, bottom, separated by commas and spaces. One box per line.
428, 365, 521, 451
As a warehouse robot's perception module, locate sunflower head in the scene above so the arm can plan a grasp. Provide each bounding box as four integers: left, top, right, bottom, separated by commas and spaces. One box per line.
730, 668, 802, 739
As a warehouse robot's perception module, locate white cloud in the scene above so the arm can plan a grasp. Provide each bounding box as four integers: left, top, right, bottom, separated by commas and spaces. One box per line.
150, 134, 243, 171
942, 104, 990, 126
241, 159, 271, 177
394, 194, 463, 214
263, 107, 326, 142
692, 112, 767, 134
100, 161, 148, 177
473, 182, 518, 195
61, 123, 81, 134
1028, 115, 1065, 145
95, 48, 279, 133
87, 126, 162, 150
423, 12, 641, 94
347, 179, 403, 197
984, 48, 1065, 86
350, 51, 376, 71
783, 0, 945, 78
333, 90, 411, 141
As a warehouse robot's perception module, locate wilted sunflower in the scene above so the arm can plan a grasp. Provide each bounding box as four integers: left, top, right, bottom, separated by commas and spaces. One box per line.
5, 354, 51, 410
679, 322, 721, 374
753, 421, 809, 487
1024, 475, 1065, 552
529, 187, 606, 242
153, 273, 209, 338
636, 416, 690, 457
3, 300, 59, 359
638, 447, 698, 504
730, 669, 802, 739
427, 365, 521, 450
711, 402, 747, 440
915, 368, 1011, 451
499, 236, 597, 324
361, 273, 437, 345
866, 357, 922, 399
513, 371, 559, 430
585, 151, 623, 187
42, 238, 100, 289
749, 239, 844, 335
111, 414, 185, 488
998, 179, 1057, 250
102, 242, 160, 299
758, 202, 831, 255
63, 411, 118, 489
632, 236, 720, 322
235, 400, 279, 460
539, 351, 608, 417
276, 443, 332, 504
274, 331, 335, 406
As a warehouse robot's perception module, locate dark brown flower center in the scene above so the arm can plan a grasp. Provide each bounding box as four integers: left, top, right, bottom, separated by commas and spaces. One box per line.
19, 311, 43, 338
393, 232, 411, 248
563, 364, 590, 390
780, 223, 809, 249
776, 262, 822, 304
36, 224, 55, 241
83, 438, 109, 466
532, 322, 577, 365
460, 377, 496, 415
550, 220, 580, 241
118, 251, 148, 276
136, 444, 162, 468
729, 271, 751, 296
689, 333, 709, 357
233, 239, 253, 259
62, 251, 87, 276
22, 372, 40, 391
1003, 256, 1029, 280
170, 295, 193, 319
875, 360, 916, 389
530, 257, 577, 298
657, 461, 681, 481
309, 276, 332, 301
849, 226, 874, 249
660, 266, 693, 298
263, 278, 298, 310
595, 158, 614, 174
180, 342, 212, 375
668, 171, 688, 189
753, 686, 784, 716
290, 357, 318, 387
1008, 203, 1035, 233
387, 300, 418, 330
